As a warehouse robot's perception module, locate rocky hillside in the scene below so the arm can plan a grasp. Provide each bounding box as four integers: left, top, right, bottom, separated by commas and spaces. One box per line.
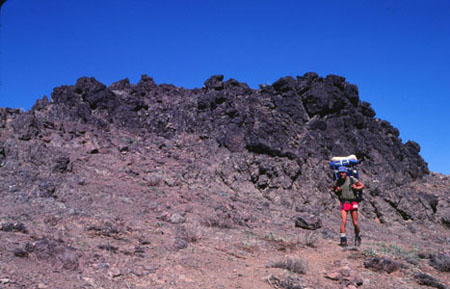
0, 73, 448, 289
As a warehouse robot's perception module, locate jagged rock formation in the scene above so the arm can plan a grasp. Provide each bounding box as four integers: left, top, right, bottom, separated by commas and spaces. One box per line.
1, 73, 441, 222
0, 73, 448, 289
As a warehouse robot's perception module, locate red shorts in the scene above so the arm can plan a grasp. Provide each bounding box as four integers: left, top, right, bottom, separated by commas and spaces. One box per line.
340, 201, 359, 211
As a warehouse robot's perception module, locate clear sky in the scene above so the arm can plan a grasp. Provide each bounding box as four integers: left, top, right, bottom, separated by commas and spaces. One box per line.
0, 0, 449, 174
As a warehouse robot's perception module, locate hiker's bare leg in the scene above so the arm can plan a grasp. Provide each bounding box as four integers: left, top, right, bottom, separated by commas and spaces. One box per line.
350, 210, 360, 235
340, 210, 347, 234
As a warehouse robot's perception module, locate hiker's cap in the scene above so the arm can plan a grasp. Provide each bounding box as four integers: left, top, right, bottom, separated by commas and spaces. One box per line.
338, 166, 348, 173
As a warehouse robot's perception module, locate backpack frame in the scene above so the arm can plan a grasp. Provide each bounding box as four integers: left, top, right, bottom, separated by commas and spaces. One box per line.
329, 158, 360, 180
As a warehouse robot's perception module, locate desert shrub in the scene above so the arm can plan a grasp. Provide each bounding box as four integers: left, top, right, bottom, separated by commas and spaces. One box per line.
380, 243, 420, 264
175, 224, 201, 243
364, 257, 403, 273
362, 242, 420, 264
430, 253, 450, 272
265, 232, 275, 240
202, 215, 234, 229
270, 258, 307, 274
267, 274, 305, 289
362, 248, 378, 258
304, 231, 320, 248
414, 272, 447, 289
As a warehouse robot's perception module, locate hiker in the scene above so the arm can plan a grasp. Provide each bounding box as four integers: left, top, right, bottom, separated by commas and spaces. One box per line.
333, 166, 364, 247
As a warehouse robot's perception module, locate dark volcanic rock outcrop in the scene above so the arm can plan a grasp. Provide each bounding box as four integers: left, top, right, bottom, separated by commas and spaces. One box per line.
0, 73, 443, 224
1, 72, 449, 289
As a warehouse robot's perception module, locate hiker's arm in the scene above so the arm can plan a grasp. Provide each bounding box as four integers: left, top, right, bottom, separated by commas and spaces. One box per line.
352, 181, 364, 190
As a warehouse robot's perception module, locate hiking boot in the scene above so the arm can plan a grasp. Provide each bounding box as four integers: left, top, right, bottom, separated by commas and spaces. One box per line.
339, 237, 348, 247
355, 235, 361, 247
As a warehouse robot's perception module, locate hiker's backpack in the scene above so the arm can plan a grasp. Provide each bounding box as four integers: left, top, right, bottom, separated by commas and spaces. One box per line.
330, 154, 363, 202
329, 154, 360, 180
349, 176, 363, 202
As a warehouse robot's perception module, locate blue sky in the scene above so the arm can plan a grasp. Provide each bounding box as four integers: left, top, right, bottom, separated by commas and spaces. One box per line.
0, 0, 449, 174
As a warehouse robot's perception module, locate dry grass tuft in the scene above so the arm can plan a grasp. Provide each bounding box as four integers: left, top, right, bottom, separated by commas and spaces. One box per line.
270, 258, 307, 274
304, 231, 320, 248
